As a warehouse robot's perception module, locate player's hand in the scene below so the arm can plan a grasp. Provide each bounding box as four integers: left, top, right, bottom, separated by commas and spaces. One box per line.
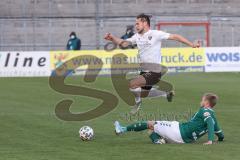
203, 141, 213, 145
192, 41, 200, 48
104, 33, 114, 41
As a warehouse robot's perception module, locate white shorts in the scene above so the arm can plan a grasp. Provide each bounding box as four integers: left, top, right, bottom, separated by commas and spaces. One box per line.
154, 121, 184, 144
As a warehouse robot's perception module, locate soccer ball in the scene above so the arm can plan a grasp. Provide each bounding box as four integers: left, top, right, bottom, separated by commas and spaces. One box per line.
79, 126, 94, 141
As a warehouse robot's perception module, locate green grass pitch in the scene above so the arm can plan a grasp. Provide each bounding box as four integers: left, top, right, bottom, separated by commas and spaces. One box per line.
0, 73, 240, 160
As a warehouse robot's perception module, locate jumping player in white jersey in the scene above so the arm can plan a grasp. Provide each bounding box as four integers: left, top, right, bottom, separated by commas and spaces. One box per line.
104, 14, 200, 115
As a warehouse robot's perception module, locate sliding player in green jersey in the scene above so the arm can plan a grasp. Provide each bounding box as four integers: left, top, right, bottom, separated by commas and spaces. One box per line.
114, 93, 224, 145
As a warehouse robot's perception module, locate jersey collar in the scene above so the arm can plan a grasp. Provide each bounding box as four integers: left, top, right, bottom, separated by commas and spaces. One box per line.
138, 29, 151, 37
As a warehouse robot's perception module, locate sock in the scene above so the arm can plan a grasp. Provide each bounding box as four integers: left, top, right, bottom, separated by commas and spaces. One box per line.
126, 121, 148, 132
121, 126, 127, 132
135, 96, 141, 103
130, 87, 142, 104
147, 88, 167, 98
149, 132, 161, 143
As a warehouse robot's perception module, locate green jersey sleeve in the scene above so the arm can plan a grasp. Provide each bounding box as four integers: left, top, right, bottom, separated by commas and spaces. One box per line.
205, 116, 215, 141
203, 110, 215, 141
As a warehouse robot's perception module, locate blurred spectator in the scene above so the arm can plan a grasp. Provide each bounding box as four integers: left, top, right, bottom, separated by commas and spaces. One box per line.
121, 25, 134, 40
66, 32, 81, 50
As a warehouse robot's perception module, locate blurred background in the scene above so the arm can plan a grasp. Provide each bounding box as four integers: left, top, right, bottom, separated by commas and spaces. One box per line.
0, 0, 240, 51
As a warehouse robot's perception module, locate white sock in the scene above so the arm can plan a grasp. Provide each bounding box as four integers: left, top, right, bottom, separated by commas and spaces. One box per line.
147, 88, 167, 98
129, 87, 142, 103
135, 96, 141, 103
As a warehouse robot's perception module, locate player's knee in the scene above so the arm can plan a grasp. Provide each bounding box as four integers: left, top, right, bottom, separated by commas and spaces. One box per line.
147, 121, 155, 130
129, 81, 138, 89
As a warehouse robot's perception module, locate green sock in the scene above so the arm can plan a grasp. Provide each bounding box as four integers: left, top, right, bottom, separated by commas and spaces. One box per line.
149, 132, 161, 143
126, 121, 148, 132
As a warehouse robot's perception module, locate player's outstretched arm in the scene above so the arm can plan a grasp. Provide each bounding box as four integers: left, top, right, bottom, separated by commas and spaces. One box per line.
168, 34, 200, 48
104, 33, 131, 48
203, 116, 215, 145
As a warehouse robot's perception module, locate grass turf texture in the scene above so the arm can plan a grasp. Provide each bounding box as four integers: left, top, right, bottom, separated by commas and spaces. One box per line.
0, 73, 240, 160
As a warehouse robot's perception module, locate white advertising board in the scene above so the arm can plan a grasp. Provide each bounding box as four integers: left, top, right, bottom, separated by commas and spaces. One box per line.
205, 47, 240, 72
0, 52, 51, 77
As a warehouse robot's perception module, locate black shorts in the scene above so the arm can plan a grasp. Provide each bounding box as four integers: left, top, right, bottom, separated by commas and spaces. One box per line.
140, 71, 162, 90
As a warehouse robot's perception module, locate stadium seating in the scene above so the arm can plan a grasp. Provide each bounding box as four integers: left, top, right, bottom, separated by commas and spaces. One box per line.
0, 0, 240, 50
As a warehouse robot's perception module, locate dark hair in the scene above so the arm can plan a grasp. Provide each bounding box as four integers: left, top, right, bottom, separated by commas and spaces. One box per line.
203, 93, 218, 107
136, 14, 151, 26
70, 32, 76, 37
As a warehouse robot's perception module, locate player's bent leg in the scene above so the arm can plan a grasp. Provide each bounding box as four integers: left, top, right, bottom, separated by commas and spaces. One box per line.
139, 71, 174, 102
156, 80, 175, 102
149, 131, 166, 144
129, 75, 154, 98
147, 88, 167, 98
153, 121, 184, 144
148, 121, 166, 144
129, 75, 147, 115
147, 80, 175, 102
149, 131, 161, 143
129, 75, 146, 89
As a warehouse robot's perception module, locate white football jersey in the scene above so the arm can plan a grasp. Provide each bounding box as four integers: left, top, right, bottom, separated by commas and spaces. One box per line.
126, 30, 170, 64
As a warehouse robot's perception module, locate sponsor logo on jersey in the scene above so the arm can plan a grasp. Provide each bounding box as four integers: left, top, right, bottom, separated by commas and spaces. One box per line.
204, 112, 210, 117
